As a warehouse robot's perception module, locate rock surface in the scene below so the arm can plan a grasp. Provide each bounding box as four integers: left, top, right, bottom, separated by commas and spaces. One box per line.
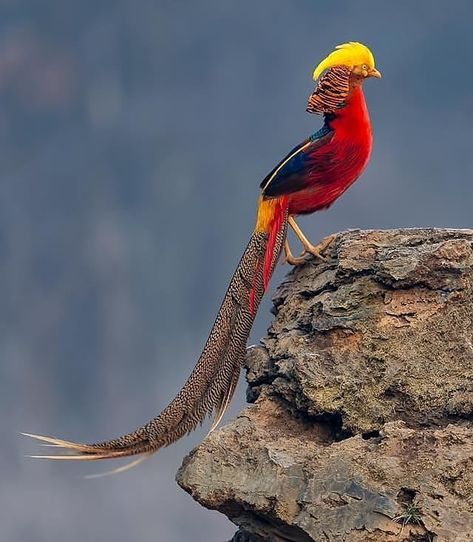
177, 229, 473, 542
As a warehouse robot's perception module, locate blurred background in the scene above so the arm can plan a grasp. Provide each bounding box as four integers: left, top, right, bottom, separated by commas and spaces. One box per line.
2, 1, 473, 541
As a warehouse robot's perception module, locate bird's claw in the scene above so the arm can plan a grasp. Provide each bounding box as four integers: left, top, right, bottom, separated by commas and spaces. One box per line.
303, 246, 328, 262
284, 252, 308, 266
302, 234, 335, 262
285, 250, 327, 266
284, 233, 335, 266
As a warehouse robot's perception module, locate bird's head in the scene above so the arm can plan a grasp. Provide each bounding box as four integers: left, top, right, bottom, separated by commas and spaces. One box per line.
306, 42, 380, 115
313, 42, 381, 82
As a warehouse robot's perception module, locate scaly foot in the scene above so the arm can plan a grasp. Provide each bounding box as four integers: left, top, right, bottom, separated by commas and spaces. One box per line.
287, 216, 335, 263
301, 234, 335, 262
284, 239, 307, 266
284, 234, 335, 266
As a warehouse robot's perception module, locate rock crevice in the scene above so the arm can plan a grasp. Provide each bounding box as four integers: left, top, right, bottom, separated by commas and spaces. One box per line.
177, 229, 473, 542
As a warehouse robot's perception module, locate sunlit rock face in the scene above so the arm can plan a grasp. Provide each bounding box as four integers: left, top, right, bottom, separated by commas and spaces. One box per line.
178, 229, 473, 542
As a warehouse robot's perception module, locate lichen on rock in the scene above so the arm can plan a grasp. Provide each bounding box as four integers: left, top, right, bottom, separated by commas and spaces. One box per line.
177, 229, 473, 541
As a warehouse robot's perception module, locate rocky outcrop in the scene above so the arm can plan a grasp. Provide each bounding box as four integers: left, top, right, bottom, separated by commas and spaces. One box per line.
177, 229, 473, 542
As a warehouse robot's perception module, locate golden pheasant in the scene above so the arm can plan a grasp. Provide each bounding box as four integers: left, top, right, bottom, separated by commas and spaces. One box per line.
24, 42, 381, 463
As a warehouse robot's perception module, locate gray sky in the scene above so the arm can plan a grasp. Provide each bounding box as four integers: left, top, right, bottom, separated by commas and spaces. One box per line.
2, 1, 473, 541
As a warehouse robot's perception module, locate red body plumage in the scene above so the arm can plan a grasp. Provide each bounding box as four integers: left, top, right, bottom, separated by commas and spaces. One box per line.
288, 86, 372, 215
257, 85, 373, 292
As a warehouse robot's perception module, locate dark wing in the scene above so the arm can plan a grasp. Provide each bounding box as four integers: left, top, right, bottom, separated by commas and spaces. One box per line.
260, 127, 334, 198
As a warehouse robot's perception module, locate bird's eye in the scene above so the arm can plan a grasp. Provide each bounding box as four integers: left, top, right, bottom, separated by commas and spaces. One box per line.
362, 64, 368, 70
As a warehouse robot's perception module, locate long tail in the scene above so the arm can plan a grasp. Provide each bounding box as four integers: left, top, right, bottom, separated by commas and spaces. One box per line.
24, 196, 289, 461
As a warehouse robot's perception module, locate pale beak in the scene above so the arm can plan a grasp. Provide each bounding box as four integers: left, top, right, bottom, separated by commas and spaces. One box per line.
369, 68, 382, 79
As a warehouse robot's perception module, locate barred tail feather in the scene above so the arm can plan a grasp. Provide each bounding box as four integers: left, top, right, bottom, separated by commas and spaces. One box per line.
24, 198, 289, 462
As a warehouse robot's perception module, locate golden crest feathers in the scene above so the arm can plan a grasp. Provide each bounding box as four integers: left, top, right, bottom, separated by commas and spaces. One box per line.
313, 42, 376, 81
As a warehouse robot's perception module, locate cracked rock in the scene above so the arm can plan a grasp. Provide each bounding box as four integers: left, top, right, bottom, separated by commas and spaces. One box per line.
177, 229, 473, 541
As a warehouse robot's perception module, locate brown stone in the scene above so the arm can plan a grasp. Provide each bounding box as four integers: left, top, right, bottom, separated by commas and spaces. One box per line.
177, 229, 473, 541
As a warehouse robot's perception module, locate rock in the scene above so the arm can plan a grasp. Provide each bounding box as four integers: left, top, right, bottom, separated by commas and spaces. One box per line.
177, 229, 473, 541
229, 529, 267, 542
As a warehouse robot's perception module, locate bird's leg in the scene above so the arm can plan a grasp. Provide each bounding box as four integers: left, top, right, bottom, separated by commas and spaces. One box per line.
284, 239, 308, 266
288, 216, 335, 262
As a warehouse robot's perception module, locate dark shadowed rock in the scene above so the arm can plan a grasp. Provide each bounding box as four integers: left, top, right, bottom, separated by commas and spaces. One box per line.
177, 229, 473, 541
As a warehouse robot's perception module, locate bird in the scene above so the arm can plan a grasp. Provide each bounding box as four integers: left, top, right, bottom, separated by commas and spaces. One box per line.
24, 42, 381, 464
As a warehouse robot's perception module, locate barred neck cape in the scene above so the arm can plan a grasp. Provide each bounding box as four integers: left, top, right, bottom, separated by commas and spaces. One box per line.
307, 65, 355, 115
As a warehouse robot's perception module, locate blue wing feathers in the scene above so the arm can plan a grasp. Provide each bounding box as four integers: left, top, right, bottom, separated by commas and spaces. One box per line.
261, 123, 333, 198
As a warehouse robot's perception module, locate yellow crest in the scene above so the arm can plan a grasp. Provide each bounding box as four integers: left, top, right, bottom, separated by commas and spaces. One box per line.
313, 42, 376, 81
